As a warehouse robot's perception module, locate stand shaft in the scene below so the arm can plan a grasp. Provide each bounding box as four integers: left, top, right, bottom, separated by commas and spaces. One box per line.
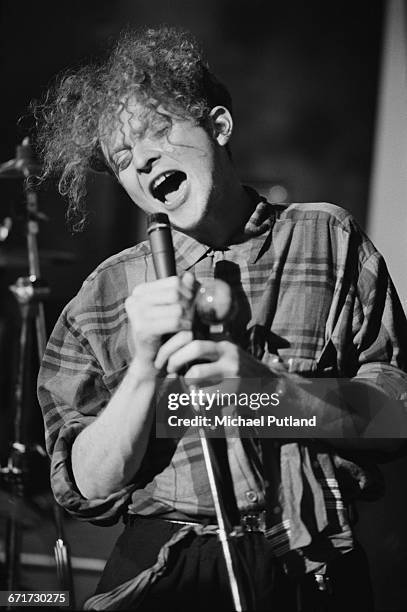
1, 154, 74, 605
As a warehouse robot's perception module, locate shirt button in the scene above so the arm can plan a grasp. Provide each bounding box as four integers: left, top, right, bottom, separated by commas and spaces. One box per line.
245, 490, 258, 503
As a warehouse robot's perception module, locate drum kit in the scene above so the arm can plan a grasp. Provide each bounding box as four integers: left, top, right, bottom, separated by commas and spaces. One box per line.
0, 138, 75, 607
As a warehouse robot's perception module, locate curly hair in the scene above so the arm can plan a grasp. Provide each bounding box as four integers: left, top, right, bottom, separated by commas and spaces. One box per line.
33, 26, 232, 230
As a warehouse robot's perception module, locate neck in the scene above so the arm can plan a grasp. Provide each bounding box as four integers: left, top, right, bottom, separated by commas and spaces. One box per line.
188, 181, 255, 249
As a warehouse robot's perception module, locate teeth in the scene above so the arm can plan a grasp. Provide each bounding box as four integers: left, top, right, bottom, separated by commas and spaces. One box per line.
152, 171, 174, 192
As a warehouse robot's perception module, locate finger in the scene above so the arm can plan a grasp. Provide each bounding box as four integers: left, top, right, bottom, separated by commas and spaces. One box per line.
184, 361, 225, 386
144, 315, 192, 336
181, 271, 198, 295
167, 340, 220, 373
126, 302, 192, 336
154, 330, 193, 370
126, 297, 193, 331
131, 276, 194, 305
127, 301, 191, 326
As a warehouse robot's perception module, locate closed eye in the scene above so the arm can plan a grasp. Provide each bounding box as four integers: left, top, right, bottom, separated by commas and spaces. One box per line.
153, 125, 170, 139
112, 151, 132, 173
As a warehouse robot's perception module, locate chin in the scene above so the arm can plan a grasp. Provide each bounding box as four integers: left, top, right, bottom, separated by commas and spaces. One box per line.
171, 219, 198, 235
170, 208, 205, 232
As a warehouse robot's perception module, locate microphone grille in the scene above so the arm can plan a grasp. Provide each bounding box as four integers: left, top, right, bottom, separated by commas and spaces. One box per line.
146, 213, 170, 226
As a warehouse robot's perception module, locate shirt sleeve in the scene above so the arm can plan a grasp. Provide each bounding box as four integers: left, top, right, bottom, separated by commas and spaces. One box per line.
352, 249, 407, 399
276, 218, 407, 460
320, 234, 407, 458
38, 303, 135, 525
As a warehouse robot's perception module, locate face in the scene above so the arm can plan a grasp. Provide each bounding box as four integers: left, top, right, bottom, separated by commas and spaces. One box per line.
101, 101, 233, 237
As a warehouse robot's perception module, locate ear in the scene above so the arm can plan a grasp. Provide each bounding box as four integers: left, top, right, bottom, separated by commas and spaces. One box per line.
209, 106, 233, 146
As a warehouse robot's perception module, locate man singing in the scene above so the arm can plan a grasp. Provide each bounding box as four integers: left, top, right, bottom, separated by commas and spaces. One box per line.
36, 26, 407, 610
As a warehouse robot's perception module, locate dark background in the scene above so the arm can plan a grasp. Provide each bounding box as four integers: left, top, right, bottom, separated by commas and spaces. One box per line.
0, 0, 384, 298
0, 1, 406, 609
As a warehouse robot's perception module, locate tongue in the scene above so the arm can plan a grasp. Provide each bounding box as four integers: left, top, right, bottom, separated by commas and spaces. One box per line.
164, 176, 186, 202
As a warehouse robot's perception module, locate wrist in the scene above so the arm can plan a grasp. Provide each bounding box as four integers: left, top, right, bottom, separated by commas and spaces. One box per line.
128, 356, 158, 381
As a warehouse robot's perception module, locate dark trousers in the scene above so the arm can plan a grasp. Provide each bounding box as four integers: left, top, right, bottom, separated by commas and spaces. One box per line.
95, 517, 374, 611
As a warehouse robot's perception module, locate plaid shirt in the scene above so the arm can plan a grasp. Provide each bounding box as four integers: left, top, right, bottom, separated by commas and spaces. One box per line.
38, 197, 407, 573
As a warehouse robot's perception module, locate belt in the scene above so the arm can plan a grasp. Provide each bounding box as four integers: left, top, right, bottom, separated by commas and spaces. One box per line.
128, 509, 267, 533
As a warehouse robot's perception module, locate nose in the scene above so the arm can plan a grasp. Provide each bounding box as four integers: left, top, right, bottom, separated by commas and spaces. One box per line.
132, 143, 161, 173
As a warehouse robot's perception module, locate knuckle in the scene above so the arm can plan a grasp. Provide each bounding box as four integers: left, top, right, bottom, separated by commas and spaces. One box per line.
167, 285, 181, 303
168, 304, 183, 325
131, 283, 144, 297
177, 330, 192, 343
168, 287, 178, 302
168, 275, 181, 290
125, 298, 139, 319
174, 303, 183, 317
168, 275, 180, 286
188, 365, 200, 379
219, 340, 234, 353
194, 340, 207, 352
230, 362, 239, 376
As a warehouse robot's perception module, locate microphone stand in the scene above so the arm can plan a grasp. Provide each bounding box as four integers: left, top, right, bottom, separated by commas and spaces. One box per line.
0, 139, 74, 607
185, 365, 249, 610
147, 214, 250, 610
182, 315, 251, 612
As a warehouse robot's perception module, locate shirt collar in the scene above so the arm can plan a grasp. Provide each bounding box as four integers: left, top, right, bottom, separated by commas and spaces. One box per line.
172, 188, 279, 270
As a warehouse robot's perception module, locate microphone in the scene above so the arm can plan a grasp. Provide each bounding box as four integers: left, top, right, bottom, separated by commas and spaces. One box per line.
147, 213, 241, 530
146, 213, 176, 279
194, 278, 234, 340
146, 213, 235, 334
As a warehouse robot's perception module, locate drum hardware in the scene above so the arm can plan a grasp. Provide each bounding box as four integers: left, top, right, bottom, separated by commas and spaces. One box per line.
0, 248, 76, 268
0, 138, 75, 608
0, 489, 42, 528
0, 139, 41, 179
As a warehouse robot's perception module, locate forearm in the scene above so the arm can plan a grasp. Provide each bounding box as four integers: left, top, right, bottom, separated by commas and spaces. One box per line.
174, 339, 406, 454
275, 372, 407, 452
72, 359, 157, 499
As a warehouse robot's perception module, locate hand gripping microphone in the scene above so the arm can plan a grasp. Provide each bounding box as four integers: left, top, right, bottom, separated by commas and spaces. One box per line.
146, 213, 235, 327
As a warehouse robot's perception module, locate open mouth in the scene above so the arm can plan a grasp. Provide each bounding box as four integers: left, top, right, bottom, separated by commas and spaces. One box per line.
151, 171, 187, 203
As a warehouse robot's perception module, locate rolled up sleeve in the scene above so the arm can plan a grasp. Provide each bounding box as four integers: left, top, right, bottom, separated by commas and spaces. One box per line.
38, 304, 135, 525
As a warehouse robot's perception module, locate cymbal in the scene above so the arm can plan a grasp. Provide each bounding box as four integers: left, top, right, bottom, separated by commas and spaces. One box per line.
0, 249, 77, 268
0, 158, 41, 179
0, 489, 42, 527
